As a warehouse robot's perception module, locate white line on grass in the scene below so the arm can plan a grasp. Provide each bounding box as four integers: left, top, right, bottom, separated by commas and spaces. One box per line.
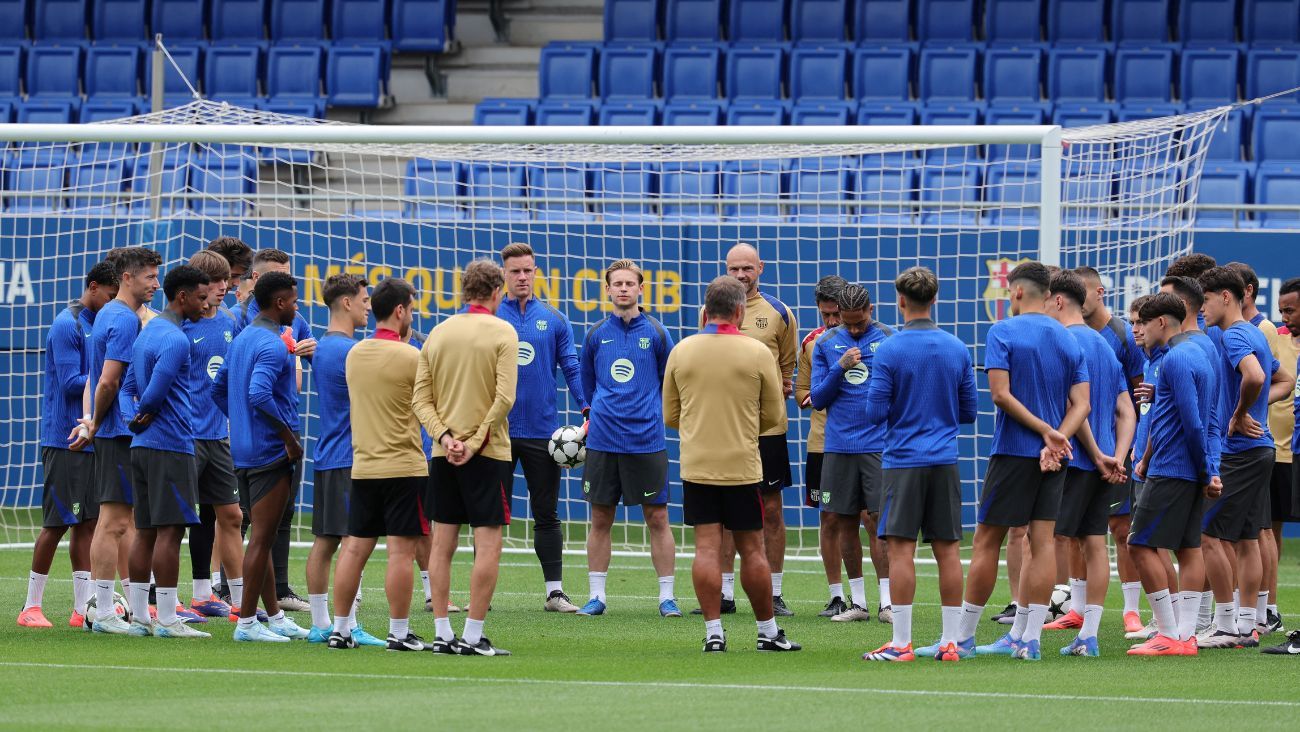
1, 661, 1297, 709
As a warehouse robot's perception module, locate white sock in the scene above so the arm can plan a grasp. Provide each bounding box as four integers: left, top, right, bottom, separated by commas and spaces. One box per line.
308, 593, 330, 629
72, 571, 91, 614
1268, 603, 1279, 616
229, 577, 245, 609
389, 617, 409, 638
1009, 605, 1031, 641
463, 618, 484, 645
1178, 591, 1201, 641
1215, 601, 1237, 633
1170, 592, 1180, 622
420, 571, 431, 601
1198, 590, 1214, 627
828, 582, 843, 601
1148, 589, 1176, 638
1256, 591, 1269, 621
878, 578, 891, 609
1080, 604, 1103, 640
771, 572, 783, 597
121, 578, 130, 597
193, 578, 211, 601
128, 582, 150, 624
1238, 606, 1258, 637
334, 615, 352, 638
212, 570, 222, 588
1233, 589, 1240, 609
721, 573, 735, 601
24, 571, 48, 610
237, 615, 258, 631
658, 575, 675, 603
356, 572, 364, 601
1069, 578, 1086, 616
435, 616, 454, 641
958, 602, 984, 642
1022, 604, 1049, 644
892, 604, 912, 648
848, 576, 867, 609
588, 571, 608, 603
269, 610, 285, 624
156, 588, 177, 625
940, 605, 962, 645
1121, 581, 1142, 614
545, 580, 562, 595
756, 617, 777, 638
94, 579, 115, 621
705, 618, 723, 638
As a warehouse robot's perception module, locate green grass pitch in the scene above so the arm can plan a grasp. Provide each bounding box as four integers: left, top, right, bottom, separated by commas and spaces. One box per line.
2, 541, 1299, 730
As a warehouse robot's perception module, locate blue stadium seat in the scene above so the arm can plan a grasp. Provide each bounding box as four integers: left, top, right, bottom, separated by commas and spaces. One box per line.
17, 99, 76, 124
1119, 164, 1181, 228
1181, 49, 1241, 108
986, 104, 1047, 161
404, 159, 463, 220
1048, 47, 1108, 102
918, 46, 977, 102
605, 0, 659, 42
272, 0, 326, 42
26, 45, 82, 99
916, 0, 974, 42
327, 46, 387, 107
665, 0, 723, 42
1254, 162, 1300, 228
0, 100, 12, 121
789, 157, 852, 222
853, 0, 911, 42
599, 100, 659, 124
70, 156, 128, 215
527, 164, 593, 221
0, 45, 21, 97
267, 46, 322, 109
792, 100, 853, 123
600, 45, 657, 99
1244, 0, 1300, 45
261, 99, 322, 118
1179, 0, 1237, 43
144, 43, 201, 103
467, 163, 528, 220
1246, 48, 1300, 102
1061, 158, 1113, 224
791, 0, 848, 42
210, 0, 267, 43
661, 162, 721, 221
983, 47, 1042, 103
540, 45, 596, 98
85, 46, 140, 98
535, 100, 596, 125
204, 45, 261, 101
391, 0, 453, 52
474, 98, 533, 125
92, 0, 147, 42
332, 0, 390, 44
728, 0, 787, 43
858, 101, 917, 125
5, 149, 68, 213
600, 164, 657, 220
855, 166, 915, 224
1254, 107, 1300, 160
1046, 0, 1105, 43
663, 100, 725, 124
127, 147, 190, 216
726, 45, 784, 99
790, 46, 846, 101
192, 151, 256, 216
1205, 108, 1246, 160
152, 0, 207, 43
1114, 48, 1174, 104
1112, 0, 1170, 43
985, 163, 1041, 226
722, 159, 782, 220
851, 46, 911, 101
663, 46, 720, 100
920, 103, 980, 124
726, 99, 787, 124
1054, 103, 1115, 126
984, 0, 1041, 42
0, 0, 27, 46
1118, 102, 1184, 120
34, 0, 87, 42
919, 166, 979, 224
1195, 162, 1253, 227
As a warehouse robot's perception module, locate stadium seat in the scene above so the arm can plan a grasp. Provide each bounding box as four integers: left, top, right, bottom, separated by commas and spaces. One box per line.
1048, 47, 1108, 102
728, 0, 787, 43
1114, 48, 1174, 104
191, 152, 257, 216
1046, 0, 1105, 42
540, 45, 596, 98
665, 0, 723, 42
722, 159, 782, 220
467, 162, 528, 220
1243, 0, 1300, 46
985, 163, 1042, 226
661, 161, 721, 221
205, 45, 261, 101
332, 0, 390, 44
919, 166, 980, 224
1254, 107, 1300, 160
267, 46, 323, 111
1254, 162, 1300, 228
70, 156, 129, 215
855, 166, 915, 224
127, 147, 190, 216
790, 46, 847, 101
5, 149, 69, 213
0, 100, 11, 121
0, 0, 27, 46
327, 46, 386, 107
1119, 164, 1181, 228
1178, 0, 1237, 43
1118, 102, 1184, 121
391, 0, 453, 52
791, 0, 848, 42
858, 101, 917, 125
599, 100, 659, 124
1112, 0, 1170, 43
663, 46, 720, 101
1061, 158, 1113, 224
92, 0, 148, 42
792, 100, 853, 124
983, 47, 1042, 103
527, 164, 593, 221
599, 45, 657, 99
0, 45, 21, 97
1195, 162, 1253, 227
851, 46, 911, 101
726, 99, 787, 124
605, 0, 659, 42
1054, 103, 1115, 126
600, 164, 657, 220
853, 0, 911, 42
789, 157, 852, 222
986, 104, 1047, 161
984, 0, 1041, 42
404, 159, 463, 220
474, 98, 533, 125
26, 45, 82, 99
1205, 108, 1246, 160
726, 45, 784, 99
920, 103, 980, 125
262, 99, 322, 118
919, 46, 978, 102
915, 0, 974, 42
152, 0, 207, 43
85, 46, 140, 98
535, 100, 596, 125
1246, 48, 1300, 103
1181, 49, 1241, 108
17, 99, 77, 124
33, 0, 86, 42
663, 100, 725, 124
272, 0, 327, 42
80, 98, 136, 123
210, 0, 268, 43
144, 43, 201, 102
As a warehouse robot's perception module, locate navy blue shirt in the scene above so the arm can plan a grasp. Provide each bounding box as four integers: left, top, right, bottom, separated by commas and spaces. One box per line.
41, 304, 95, 450
1216, 321, 1279, 455
88, 299, 142, 439
214, 316, 300, 469
811, 322, 893, 454
130, 312, 194, 454
580, 311, 673, 454
312, 331, 358, 471
1147, 334, 1219, 483
1068, 324, 1129, 472
865, 319, 976, 468
183, 307, 236, 441
1098, 315, 1144, 384
1133, 345, 1167, 464
499, 296, 587, 439
984, 312, 1088, 459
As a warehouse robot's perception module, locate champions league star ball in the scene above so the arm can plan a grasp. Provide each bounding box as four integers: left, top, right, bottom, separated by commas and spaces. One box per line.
548, 425, 586, 469
83, 591, 129, 630
1049, 584, 1072, 620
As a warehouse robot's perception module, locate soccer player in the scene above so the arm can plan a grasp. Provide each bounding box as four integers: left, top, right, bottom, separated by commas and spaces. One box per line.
72, 247, 160, 634
18, 261, 118, 629
795, 275, 849, 617
328, 278, 431, 651
496, 243, 587, 612
414, 259, 517, 656
1165, 253, 1218, 330
664, 275, 801, 653
861, 267, 976, 662
956, 261, 1090, 662
1127, 292, 1219, 657
1043, 271, 1135, 656
1263, 276, 1300, 656
574, 260, 678, 617
213, 271, 310, 643
124, 265, 213, 639
810, 284, 893, 623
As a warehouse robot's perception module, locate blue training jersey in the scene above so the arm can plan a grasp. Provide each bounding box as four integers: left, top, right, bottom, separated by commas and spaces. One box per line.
232, 297, 314, 357
41, 304, 95, 450
1147, 334, 1219, 483
312, 331, 358, 471
984, 312, 1088, 459
811, 322, 893, 454
1216, 321, 1280, 455
499, 296, 587, 439
581, 311, 673, 454
1098, 315, 1144, 384
1068, 324, 1129, 472
183, 307, 236, 441
214, 316, 299, 469
865, 319, 976, 468
130, 312, 194, 454
88, 299, 142, 439
1133, 345, 1167, 463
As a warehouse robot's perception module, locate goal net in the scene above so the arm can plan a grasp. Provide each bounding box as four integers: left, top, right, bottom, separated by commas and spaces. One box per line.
0, 101, 1228, 561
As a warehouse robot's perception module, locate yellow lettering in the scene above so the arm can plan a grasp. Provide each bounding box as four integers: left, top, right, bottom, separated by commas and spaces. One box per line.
344, 252, 367, 278
301, 262, 345, 306
407, 268, 434, 315
434, 268, 462, 311
573, 269, 600, 312
534, 268, 561, 306
656, 270, 681, 313
368, 266, 392, 285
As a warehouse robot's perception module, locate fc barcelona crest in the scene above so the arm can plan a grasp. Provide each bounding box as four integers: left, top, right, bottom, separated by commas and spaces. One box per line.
639, 337, 651, 349
983, 257, 1034, 322
536, 320, 548, 331
755, 317, 769, 329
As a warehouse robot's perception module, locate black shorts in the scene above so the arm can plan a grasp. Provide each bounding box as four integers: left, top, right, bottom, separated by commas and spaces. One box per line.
759, 433, 792, 492
236, 457, 296, 510
423, 460, 438, 527
977, 455, 1066, 527
804, 451, 824, 508
1203, 447, 1274, 542
41, 447, 94, 527
512, 438, 561, 518
879, 464, 962, 543
429, 455, 511, 528
1129, 476, 1203, 551
194, 439, 238, 506
92, 436, 136, 506
1109, 457, 1134, 516
582, 449, 669, 506
683, 481, 764, 532
348, 475, 429, 538
312, 467, 351, 538
1271, 461, 1298, 523
820, 452, 883, 516
130, 447, 200, 529
1056, 468, 1111, 538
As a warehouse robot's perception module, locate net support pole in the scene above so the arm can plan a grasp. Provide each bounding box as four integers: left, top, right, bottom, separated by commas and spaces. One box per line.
1038, 127, 1064, 267
147, 34, 165, 221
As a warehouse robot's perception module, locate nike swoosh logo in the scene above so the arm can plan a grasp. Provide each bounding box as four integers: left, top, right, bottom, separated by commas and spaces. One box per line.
193, 337, 205, 343
767, 479, 781, 487
644, 491, 659, 497
1110, 501, 1123, 509
601, 339, 614, 344
834, 345, 846, 350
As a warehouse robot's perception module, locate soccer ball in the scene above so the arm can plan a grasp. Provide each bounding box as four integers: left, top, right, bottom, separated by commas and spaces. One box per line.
548, 425, 586, 469
1048, 584, 1072, 620
84, 591, 129, 630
